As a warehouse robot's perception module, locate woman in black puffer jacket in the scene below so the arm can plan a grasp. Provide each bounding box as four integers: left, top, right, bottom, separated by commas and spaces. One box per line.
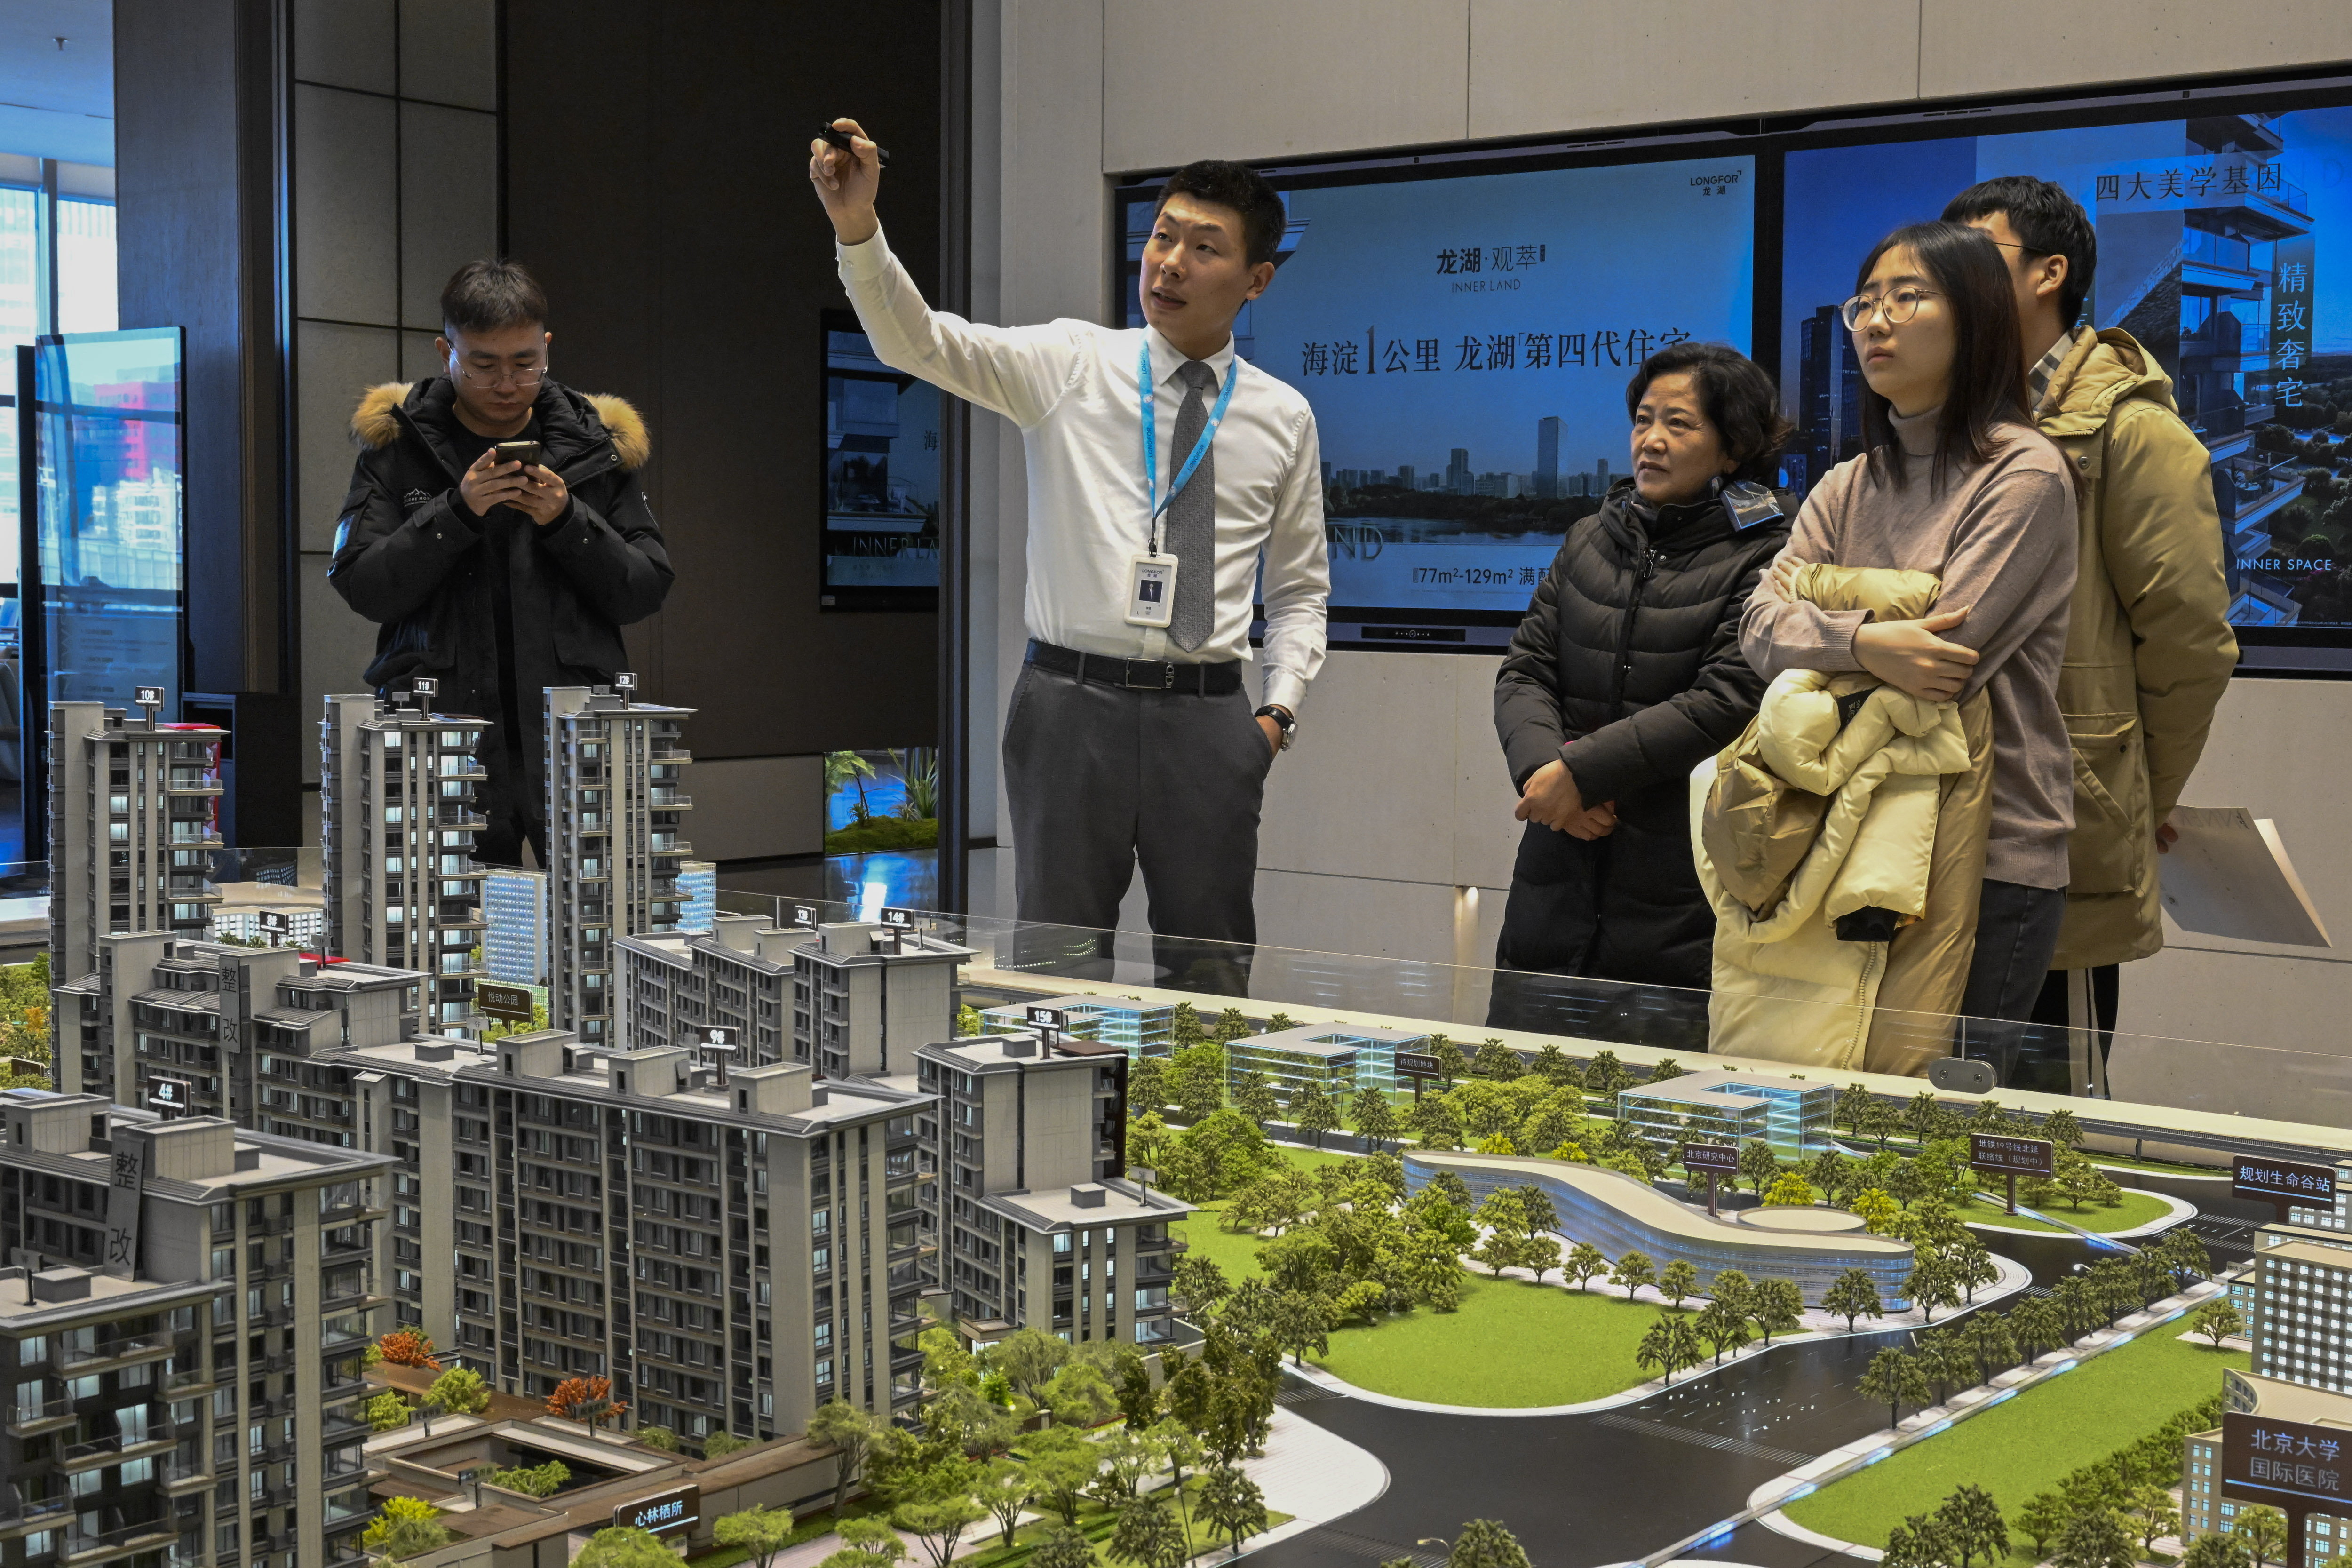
1487, 342, 1795, 1042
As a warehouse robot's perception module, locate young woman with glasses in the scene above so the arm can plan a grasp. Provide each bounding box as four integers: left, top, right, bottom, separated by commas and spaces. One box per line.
1739, 220, 2078, 1042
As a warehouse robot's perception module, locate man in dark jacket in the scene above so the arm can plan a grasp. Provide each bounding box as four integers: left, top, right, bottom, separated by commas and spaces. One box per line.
328, 260, 672, 866
1489, 343, 1792, 1040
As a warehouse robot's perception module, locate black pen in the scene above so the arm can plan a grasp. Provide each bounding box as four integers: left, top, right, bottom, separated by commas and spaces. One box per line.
817, 123, 890, 169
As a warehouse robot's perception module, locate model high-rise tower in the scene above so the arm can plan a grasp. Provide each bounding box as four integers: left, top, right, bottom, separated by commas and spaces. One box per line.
319, 691, 491, 1033
46, 699, 226, 1096
546, 684, 695, 1046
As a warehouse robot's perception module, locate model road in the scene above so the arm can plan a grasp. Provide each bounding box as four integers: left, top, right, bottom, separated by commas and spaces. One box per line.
1245, 1171, 2250, 1568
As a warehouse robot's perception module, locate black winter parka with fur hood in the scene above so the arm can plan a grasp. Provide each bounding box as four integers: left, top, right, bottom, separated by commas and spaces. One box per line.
328, 375, 672, 823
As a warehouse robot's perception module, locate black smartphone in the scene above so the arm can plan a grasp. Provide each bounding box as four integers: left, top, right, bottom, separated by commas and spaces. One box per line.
494, 440, 541, 468
817, 122, 890, 168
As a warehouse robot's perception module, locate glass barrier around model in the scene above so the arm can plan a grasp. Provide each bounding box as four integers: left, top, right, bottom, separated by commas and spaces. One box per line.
713, 887, 2352, 1147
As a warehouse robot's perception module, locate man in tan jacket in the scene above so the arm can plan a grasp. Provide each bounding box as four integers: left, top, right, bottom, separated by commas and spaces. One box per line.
1944, 177, 2239, 1089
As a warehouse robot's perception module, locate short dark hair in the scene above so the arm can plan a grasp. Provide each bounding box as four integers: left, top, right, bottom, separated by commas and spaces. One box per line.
1941, 176, 2097, 331
1853, 221, 2029, 492
1153, 161, 1288, 270
440, 259, 548, 338
1623, 342, 1795, 485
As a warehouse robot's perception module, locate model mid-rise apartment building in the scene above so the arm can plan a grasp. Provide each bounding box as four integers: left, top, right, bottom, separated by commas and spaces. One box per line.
619, 913, 799, 1067
788, 922, 967, 1078
316, 1028, 934, 1445
909, 1032, 1183, 1347
545, 686, 695, 1047
0, 1088, 395, 1568
977, 994, 1177, 1058
318, 692, 490, 1034
51, 936, 424, 1141
45, 702, 227, 1095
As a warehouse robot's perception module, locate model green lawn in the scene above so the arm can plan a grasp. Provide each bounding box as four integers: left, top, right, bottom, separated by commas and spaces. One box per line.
1780, 1321, 2247, 1560
1174, 1144, 1724, 1409
1311, 1269, 1709, 1407
1952, 1187, 2175, 1236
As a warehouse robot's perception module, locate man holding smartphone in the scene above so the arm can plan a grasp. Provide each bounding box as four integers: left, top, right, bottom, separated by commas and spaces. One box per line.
329, 259, 673, 866
810, 119, 1328, 991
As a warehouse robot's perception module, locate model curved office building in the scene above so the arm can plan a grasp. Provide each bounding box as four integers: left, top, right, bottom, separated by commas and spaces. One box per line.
1406, 1150, 1916, 1305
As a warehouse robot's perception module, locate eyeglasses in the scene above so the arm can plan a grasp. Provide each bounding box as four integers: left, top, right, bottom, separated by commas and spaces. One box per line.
453, 362, 548, 390
1840, 287, 1940, 331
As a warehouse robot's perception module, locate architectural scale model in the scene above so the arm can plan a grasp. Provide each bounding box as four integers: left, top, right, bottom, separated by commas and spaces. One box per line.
318, 691, 489, 1035
976, 992, 1176, 1055
544, 684, 696, 1047
0, 1087, 396, 1568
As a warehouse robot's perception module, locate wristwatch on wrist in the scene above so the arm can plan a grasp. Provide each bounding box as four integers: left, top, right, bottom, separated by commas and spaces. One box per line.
1255, 704, 1298, 751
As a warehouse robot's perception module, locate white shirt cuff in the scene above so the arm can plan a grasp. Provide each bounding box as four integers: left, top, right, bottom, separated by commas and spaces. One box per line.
835, 223, 890, 279
1260, 668, 1308, 716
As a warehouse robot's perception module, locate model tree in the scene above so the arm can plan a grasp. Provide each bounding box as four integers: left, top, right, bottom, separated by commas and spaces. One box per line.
1470, 1038, 1522, 1080
2189, 1297, 2245, 1347
1519, 1101, 1580, 1157
1959, 1312, 2018, 1383
1948, 1236, 1999, 1304
1128, 1057, 1169, 1115
1836, 1082, 1876, 1139
1231, 1070, 1279, 1128
1912, 1329, 1972, 1403
2008, 1295, 2064, 1360
545, 1375, 623, 1433
2233, 1506, 2289, 1568
1905, 1256, 1960, 1325
424, 1366, 490, 1419
1609, 1250, 1656, 1301
1169, 1001, 1206, 1049
808, 1399, 884, 1520
713, 1503, 797, 1568
1415, 1035, 1462, 1089
1581, 1050, 1633, 1098
1289, 1081, 1342, 1149
376, 1328, 442, 1369
1749, 1278, 1804, 1346
1859, 1346, 1932, 1425
1851, 1188, 1902, 1234
361, 1496, 453, 1561
1199, 1465, 1269, 1559
2053, 1506, 2137, 1568
1171, 1045, 1228, 1122
1823, 1269, 1883, 1332
1763, 1171, 1816, 1207
2158, 1226, 2213, 1287
1635, 1312, 1705, 1385
1564, 1242, 1609, 1292
2042, 1106, 2084, 1148
2182, 1534, 2255, 1568
1208, 1007, 1252, 1045
1902, 1090, 1942, 1146
577, 1527, 684, 1568
2053, 1276, 2105, 1342
1883, 1513, 1950, 1568
1657, 1258, 1699, 1312
2015, 1494, 2071, 1560
1923, 1487, 2002, 1568
1350, 1086, 1400, 1152
1444, 1519, 1533, 1568
1470, 1190, 1532, 1278
2129, 1485, 2182, 1557
1738, 1139, 1782, 1195
1410, 1095, 1464, 1152
1696, 1297, 1752, 1364
1531, 1044, 1579, 1086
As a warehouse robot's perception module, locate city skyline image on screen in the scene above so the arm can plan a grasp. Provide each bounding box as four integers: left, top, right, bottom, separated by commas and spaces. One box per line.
1783, 108, 2352, 633
1123, 155, 1754, 622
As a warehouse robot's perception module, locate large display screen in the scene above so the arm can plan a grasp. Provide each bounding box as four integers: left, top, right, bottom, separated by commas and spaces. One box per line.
1783, 107, 2352, 661
821, 309, 940, 612
1121, 158, 1755, 649
1112, 73, 2352, 669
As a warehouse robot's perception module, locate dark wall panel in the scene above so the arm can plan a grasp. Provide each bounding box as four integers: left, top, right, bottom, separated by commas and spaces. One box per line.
502, 0, 942, 760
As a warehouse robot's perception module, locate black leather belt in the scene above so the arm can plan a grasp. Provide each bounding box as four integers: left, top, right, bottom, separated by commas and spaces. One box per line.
1025, 639, 1243, 695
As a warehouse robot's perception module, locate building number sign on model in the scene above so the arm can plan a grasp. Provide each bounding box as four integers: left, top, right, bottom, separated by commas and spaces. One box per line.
2235, 1157, 2338, 1206
1968, 1134, 2055, 1178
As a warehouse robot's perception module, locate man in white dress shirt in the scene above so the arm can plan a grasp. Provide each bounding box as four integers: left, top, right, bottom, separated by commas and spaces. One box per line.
810, 119, 1328, 991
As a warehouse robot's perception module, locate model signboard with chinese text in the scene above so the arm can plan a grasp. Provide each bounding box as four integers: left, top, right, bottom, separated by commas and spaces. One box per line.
1969, 1134, 2056, 1178
1681, 1143, 1741, 1176
2236, 1156, 2338, 1208
478, 982, 535, 1025
615, 1484, 699, 1538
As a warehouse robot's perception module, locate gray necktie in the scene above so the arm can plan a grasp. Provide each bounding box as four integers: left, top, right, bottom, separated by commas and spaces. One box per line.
1165, 359, 1218, 652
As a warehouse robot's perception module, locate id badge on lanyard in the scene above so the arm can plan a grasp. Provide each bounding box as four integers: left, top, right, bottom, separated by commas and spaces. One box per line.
1126, 339, 1236, 628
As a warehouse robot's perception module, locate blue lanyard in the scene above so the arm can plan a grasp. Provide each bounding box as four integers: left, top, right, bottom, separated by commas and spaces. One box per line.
1139, 339, 1238, 556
